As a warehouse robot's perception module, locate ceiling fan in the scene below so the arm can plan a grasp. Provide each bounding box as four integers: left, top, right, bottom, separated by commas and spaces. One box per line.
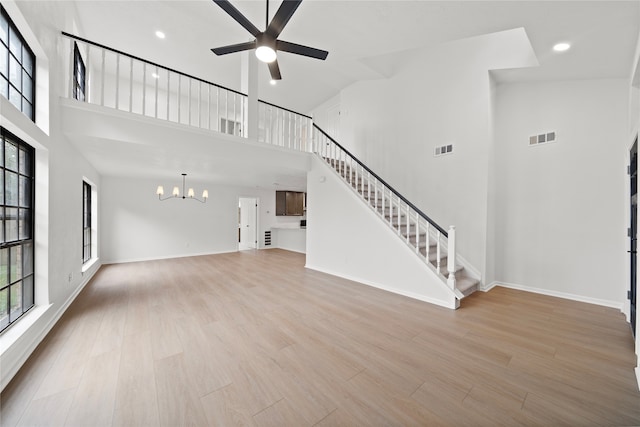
211, 0, 328, 81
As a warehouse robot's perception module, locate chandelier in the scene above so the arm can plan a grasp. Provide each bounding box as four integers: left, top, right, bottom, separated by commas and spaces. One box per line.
156, 173, 208, 203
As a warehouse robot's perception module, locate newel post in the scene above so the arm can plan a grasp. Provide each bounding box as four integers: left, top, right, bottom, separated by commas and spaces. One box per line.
447, 225, 456, 290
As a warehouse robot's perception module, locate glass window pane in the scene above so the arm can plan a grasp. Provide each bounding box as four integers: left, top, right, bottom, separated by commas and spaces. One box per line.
8, 84, 20, 109
9, 244, 21, 282
0, 208, 4, 244
5, 207, 17, 241
18, 147, 26, 174
0, 171, 3, 204
19, 175, 30, 206
23, 100, 32, 120
0, 44, 7, 78
8, 26, 20, 58
22, 45, 32, 76
0, 76, 7, 99
18, 209, 30, 239
9, 281, 22, 322
0, 288, 8, 330
22, 275, 33, 309
22, 241, 32, 275
0, 248, 7, 286
8, 54, 20, 89
0, 11, 8, 45
5, 141, 16, 170
6, 170, 17, 204
22, 69, 31, 101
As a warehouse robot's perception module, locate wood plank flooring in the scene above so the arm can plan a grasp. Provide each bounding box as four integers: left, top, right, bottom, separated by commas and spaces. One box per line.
1, 249, 639, 426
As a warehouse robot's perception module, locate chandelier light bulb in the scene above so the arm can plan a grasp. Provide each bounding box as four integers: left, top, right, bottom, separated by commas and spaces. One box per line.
157, 174, 207, 203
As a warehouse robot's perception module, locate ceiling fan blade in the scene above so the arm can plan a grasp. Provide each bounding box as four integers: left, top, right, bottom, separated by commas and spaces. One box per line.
266, 0, 302, 39
268, 60, 282, 80
211, 41, 257, 56
213, 0, 261, 37
277, 40, 328, 60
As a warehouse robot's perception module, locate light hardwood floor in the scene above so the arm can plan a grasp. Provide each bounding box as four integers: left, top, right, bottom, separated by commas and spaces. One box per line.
2, 249, 640, 426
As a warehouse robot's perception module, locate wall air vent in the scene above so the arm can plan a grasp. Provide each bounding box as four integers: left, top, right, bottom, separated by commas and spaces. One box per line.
434, 144, 453, 157
529, 131, 556, 146
264, 230, 272, 246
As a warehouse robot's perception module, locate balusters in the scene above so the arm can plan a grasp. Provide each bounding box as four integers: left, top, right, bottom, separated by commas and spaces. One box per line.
415, 212, 420, 254
128, 59, 134, 113
436, 230, 441, 272
68, 39, 75, 98
100, 49, 105, 106
447, 226, 456, 289
154, 66, 159, 119
425, 222, 430, 262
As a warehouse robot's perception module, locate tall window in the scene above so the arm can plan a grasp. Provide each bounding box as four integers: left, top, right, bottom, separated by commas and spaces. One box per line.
0, 5, 35, 120
1, 127, 35, 332
82, 181, 91, 263
73, 42, 85, 102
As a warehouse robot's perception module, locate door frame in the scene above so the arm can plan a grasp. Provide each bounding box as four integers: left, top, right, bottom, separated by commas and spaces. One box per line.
629, 137, 638, 337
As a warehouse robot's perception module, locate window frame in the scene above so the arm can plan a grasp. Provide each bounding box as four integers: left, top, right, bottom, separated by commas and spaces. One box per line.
1, 127, 36, 333
82, 180, 91, 264
0, 4, 36, 121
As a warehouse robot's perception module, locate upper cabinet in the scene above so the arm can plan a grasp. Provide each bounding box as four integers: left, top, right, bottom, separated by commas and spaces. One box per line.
276, 191, 305, 216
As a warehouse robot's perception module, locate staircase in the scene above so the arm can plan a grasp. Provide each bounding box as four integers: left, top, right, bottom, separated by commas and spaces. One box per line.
315, 127, 479, 302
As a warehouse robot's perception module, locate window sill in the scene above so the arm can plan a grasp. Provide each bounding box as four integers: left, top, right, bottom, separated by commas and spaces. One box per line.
81, 257, 99, 273
0, 304, 52, 357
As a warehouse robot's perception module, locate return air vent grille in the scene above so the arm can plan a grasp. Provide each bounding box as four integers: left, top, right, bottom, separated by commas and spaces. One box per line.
434, 144, 453, 157
264, 230, 272, 246
529, 131, 556, 146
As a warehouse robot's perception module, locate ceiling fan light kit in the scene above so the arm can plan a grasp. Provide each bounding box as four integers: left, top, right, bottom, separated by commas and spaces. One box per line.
211, 0, 328, 80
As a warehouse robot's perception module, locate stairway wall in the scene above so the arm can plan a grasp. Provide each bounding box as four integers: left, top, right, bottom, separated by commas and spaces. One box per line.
306, 156, 458, 309
311, 28, 537, 284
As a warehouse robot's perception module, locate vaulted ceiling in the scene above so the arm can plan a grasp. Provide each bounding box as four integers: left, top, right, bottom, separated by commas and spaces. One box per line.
72, 0, 640, 114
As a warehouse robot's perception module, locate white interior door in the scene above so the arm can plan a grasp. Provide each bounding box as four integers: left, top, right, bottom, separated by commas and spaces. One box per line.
239, 197, 257, 250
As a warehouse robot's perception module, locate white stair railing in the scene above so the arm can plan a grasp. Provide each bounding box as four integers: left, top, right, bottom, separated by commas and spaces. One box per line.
61, 32, 312, 153
313, 125, 461, 295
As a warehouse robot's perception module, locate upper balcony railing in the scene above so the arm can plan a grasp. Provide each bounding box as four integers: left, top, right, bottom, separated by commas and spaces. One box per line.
61, 32, 312, 152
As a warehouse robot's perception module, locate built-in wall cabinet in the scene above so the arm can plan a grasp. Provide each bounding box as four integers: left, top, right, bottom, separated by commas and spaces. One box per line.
276, 191, 305, 216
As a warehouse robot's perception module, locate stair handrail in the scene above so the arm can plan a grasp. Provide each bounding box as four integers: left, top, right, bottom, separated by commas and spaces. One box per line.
62, 31, 313, 150
62, 31, 246, 96
313, 124, 448, 237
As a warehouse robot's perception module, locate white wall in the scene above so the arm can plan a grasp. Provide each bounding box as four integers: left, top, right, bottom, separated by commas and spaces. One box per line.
312, 28, 537, 283
306, 156, 457, 309
492, 79, 628, 307
101, 178, 296, 263
1, 1, 102, 390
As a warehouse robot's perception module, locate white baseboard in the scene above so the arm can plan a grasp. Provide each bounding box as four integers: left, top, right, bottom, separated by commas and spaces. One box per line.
488, 281, 623, 310
0, 261, 100, 391
103, 249, 237, 265
305, 263, 458, 310
636, 367, 640, 391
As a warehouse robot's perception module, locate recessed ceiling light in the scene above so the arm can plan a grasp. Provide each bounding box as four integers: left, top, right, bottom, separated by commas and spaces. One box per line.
270, 79, 277, 86
553, 42, 571, 52
151, 73, 160, 79
155, 31, 166, 39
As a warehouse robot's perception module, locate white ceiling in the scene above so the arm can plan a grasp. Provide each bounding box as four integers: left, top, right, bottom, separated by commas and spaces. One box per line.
71, 0, 640, 114
55, 0, 640, 189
